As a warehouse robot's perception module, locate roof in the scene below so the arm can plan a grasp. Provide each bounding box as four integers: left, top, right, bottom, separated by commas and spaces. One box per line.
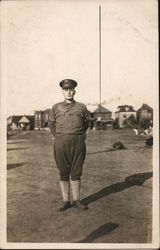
116, 105, 136, 113
8, 115, 34, 125
27, 115, 34, 122
92, 105, 111, 113
137, 103, 153, 112
44, 109, 51, 113
11, 116, 23, 125
18, 116, 30, 124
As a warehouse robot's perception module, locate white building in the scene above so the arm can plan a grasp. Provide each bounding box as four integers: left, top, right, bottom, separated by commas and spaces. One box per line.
115, 105, 137, 128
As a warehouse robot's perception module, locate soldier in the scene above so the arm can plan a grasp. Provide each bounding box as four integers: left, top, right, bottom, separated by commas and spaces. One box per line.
49, 79, 89, 211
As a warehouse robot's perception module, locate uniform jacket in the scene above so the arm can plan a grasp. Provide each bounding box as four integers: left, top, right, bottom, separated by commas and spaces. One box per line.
49, 100, 89, 136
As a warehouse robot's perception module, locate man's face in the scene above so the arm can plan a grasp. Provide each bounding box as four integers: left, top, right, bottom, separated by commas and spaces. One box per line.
62, 88, 75, 101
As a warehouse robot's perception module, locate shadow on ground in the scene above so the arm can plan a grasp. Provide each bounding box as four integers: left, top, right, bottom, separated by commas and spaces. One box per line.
7, 148, 28, 151
82, 172, 152, 206
87, 148, 126, 155
77, 222, 118, 243
7, 163, 25, 170
7, 141, 26, 144
87, 146, 152, 155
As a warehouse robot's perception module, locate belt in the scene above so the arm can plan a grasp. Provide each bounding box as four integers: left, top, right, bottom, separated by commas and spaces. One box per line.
56, 132, 64, 136
55, 132, 84, 136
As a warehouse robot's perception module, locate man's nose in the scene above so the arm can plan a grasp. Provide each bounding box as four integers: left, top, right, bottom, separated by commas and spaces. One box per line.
67, 89, 71, 93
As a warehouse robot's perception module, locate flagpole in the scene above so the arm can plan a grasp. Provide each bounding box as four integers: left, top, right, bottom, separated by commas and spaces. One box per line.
99, 5, 101, 113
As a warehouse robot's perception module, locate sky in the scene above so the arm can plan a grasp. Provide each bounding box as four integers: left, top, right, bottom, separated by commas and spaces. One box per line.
2, 0, 158, 116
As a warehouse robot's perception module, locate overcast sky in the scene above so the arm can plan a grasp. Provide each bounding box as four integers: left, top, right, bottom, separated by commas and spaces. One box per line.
2, 0, 158, 115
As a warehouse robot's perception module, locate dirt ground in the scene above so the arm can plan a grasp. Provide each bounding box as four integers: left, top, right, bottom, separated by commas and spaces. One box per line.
7, 129, 152, 243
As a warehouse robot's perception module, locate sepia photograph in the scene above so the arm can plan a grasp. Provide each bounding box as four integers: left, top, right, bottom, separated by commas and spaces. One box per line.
0, 0, 159, 249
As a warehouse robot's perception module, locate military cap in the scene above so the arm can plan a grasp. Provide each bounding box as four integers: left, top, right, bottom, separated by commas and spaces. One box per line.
59, 79, 77, 89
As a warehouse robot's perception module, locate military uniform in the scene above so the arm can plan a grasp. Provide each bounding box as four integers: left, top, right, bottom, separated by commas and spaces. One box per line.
49, 79, 89, 211
50, 101, 88, 181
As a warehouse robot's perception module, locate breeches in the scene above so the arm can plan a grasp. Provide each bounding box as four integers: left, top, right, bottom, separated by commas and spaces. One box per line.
54, 134, 86, 181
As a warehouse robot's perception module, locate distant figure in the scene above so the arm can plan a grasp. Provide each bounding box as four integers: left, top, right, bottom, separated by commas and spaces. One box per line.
49, 79, 89, 211
133, 127, 153, 136
145, 136, 153, 147
133, 126, 153, 147
145, 126, 153, 147
133, 128, 138, 135
147, 126, 153, 136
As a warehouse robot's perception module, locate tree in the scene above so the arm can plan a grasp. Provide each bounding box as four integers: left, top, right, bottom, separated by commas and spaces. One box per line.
117, 105, 135, 112
113, 118, 119, 129
123, 114, 137, 128
139, 118, 152, 129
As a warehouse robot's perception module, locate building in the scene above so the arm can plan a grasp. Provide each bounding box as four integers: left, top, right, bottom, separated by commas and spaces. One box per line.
88, 104, 112, 129
92, 105, 112, 120
34, 109, 51, 129
34, 111, 45, 129
137, 104, 153, 124
115, 105, 137, 128
7, 115, 34, 131
43, 109, 51, 127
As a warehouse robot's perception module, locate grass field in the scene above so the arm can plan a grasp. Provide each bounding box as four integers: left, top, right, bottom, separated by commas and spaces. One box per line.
7, 129, 152, 243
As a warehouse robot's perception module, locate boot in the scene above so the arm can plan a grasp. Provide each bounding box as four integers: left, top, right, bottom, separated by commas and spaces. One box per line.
58, 201, 71, 212
58, 181, 71, 211
71, 180, 88, 210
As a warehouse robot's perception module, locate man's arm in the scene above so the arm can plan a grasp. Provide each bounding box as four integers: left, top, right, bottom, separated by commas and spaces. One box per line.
48, 106, 56, 137
83, 105, 89, 132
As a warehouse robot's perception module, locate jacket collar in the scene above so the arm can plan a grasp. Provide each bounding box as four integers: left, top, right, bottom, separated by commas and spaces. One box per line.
63, 100, 76, 106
